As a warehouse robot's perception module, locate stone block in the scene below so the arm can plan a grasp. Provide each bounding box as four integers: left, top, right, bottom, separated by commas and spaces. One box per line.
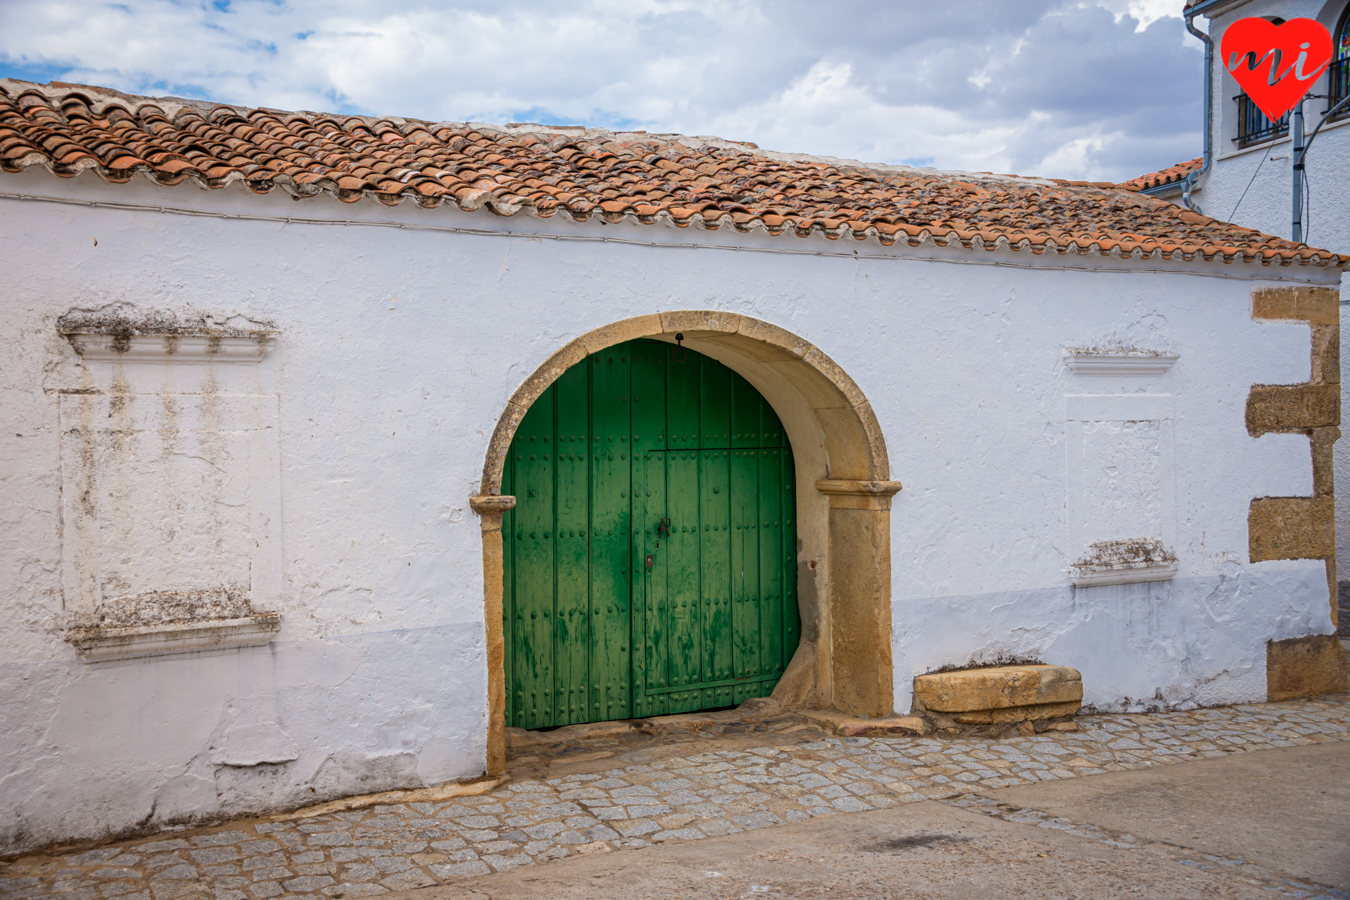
1248, 496, 1335, 562
1245, 384, 1339, 435
579, 314, 663, 354
913, 665, 1082, 714
1251, 286, 1339, 325
658, 309, 743, 336
479, 400, 528, 493
1312, 325, 1340, 383
1267, 634, 1347, 701
950, 701, 1082, 725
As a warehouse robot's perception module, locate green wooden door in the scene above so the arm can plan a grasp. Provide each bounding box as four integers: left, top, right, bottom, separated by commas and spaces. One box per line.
502, 339, 799, 729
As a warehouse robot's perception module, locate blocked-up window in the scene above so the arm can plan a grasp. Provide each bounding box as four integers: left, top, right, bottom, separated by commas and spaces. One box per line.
58, 316, 281, 660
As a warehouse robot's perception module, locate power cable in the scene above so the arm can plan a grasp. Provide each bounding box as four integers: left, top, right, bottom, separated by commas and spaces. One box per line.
1302, 165, 1311, 243
1228, 144, 1271, 222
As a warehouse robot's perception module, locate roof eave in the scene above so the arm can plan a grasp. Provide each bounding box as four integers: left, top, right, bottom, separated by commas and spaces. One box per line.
1186, 0, 1244, 20
1139, 181, 1186, 198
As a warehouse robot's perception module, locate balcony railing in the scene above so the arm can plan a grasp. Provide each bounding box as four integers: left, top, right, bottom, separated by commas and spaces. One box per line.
1234, 93, 1289, 147
1328, 57, 1349, 120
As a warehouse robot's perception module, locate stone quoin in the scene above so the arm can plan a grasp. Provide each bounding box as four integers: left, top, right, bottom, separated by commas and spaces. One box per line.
0, 79, 1346, 856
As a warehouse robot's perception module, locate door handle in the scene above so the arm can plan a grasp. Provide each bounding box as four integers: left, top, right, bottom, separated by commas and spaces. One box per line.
657, 517, 671, 539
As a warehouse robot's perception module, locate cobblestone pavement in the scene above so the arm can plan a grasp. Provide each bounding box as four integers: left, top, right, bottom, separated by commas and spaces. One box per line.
3, 696, 1348, 900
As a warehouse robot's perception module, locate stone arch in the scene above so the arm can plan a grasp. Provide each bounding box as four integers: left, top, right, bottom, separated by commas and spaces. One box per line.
471, 312, 900, 774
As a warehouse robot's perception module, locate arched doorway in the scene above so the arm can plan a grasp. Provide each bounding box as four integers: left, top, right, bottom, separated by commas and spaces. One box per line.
501, 339, 800, 728
472, 312, 900, 773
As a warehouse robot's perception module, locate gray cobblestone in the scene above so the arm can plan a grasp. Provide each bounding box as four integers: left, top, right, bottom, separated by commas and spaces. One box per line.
5, 697, 1349, 899
247, 867, 289, 881
323, 884, 387, 897
280, 875, 333, 891
377, 869, 435, 890
429, 861, 490, 879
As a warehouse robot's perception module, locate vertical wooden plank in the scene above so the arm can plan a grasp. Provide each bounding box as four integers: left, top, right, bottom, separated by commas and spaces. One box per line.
701, 448, 732, 683
512, 386, 556, 729
553, 364, 590, 725
730, 446, 760, 680
630, 340, 667, 717
666, 447, 701, 710
759, 445, 785, 677
761, 395, 785, 449
694, 353, 730, 699
590, 345, 632, 722
700, 356, 731, 449
667, 341, 700, 450
782, 444, 801, 662
658, 341, 698, 711
731, 372, 761, 450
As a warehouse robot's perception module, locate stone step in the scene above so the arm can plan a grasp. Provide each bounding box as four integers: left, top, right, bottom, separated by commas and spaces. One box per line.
799, 710, 929, 736
914, 664, 1083, 725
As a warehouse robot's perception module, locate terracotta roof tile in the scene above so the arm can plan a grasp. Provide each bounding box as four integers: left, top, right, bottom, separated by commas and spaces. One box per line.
1118, 157, 1203, 192
1, 81, 1343, 268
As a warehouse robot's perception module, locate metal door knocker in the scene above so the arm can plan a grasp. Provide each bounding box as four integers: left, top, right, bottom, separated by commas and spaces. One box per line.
657, 517, 672, 539
672, 333, 687, 363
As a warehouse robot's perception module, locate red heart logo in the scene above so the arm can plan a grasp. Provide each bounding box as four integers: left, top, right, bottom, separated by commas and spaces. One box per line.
1222, 17, 1333, 121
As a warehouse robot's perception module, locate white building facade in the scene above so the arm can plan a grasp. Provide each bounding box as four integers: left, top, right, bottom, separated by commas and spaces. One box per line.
1183, 0, 1350, 255
0, 80, 1344, 855
1175, 0, 1350, 633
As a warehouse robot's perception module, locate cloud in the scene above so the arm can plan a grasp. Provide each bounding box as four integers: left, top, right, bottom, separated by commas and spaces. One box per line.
0, 0, 1203, 182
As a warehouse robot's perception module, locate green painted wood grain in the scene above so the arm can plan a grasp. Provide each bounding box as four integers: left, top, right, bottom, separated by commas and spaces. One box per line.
510, 385, 555, 729
590, 345, 632, 723
503, 338, 797, 728
553, 364, 590, 725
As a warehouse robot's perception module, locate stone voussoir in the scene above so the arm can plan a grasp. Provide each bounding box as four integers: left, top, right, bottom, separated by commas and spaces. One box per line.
914, 665, 1083, 722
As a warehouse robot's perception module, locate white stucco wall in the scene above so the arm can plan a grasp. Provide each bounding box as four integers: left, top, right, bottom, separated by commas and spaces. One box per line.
0, 167, 1340, 854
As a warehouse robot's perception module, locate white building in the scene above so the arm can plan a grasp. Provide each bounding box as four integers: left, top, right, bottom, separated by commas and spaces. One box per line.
1144, 0, 1350, 632
1157, 0, 1350, 255
0, 79, 1345, 855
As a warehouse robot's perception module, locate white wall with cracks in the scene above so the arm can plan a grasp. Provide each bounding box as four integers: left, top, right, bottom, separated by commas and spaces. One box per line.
0, 166, 1339, 855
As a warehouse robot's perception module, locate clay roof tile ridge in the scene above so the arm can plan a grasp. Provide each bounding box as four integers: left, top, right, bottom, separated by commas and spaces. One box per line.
0, 78, 1343, 269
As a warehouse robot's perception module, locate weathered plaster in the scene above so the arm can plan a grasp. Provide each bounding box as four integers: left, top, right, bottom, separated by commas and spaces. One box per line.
0, 166, 1342, 853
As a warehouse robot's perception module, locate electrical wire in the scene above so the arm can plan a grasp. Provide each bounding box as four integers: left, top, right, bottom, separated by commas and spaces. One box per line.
1228, 144, 1271, 222
1302, 165, 1311, 243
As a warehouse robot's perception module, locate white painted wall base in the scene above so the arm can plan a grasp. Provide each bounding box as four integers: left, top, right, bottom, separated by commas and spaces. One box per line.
0, 623, 486, 853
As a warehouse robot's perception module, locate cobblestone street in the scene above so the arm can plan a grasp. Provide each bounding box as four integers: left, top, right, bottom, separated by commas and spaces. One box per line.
3, 696, 1348, 900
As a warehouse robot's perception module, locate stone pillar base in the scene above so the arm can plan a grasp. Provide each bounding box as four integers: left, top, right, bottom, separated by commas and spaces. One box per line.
1267, 635, 1348, 701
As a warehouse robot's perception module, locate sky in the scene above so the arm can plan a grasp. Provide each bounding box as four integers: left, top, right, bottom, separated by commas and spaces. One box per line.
0, 0, 1202, 183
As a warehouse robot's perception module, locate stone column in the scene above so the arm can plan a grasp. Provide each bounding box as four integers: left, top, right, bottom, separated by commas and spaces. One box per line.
1247, 286, 1347, 700
470, 494, 516, 776
815, 479, 902, 718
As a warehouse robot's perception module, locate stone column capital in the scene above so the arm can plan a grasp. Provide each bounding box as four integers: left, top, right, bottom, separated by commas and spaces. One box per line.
815, 479, 902, 510
470, 495, 517, 515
